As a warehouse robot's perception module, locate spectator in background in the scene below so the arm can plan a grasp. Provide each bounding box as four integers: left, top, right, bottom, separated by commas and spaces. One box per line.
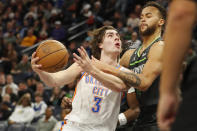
3, 30, 17, 45
2, 94, 11, 104
1, 74, 18, 96
32, 92, 47, 123
81, 3, 92, 19
18, 81, 34, 101
37, 31, 48, 42
49, 8, 61, 25
49, 86, 62, 107
2, 86, 17, 106
26, 77, 37, 92
82, 37, 92, 57
51, 20, 66, 42
124, 25, 133, 41
37, 106, 57, 131
67, 41, 78, 66
20, 28, 37, 47
0, 43, 18, 74
111, 11, 125, 27
8, 93, 35, 124
35, 82, 50, 105
115, 0, 127, 13
0, 101, 12, 121
134, 4, 142, 17
0, 73, 6, 93
128, 32, 141, 49
19, 19, 29, 39
127, 12, 140, 30
16, 54, 31, 73
92, 1, 104, 26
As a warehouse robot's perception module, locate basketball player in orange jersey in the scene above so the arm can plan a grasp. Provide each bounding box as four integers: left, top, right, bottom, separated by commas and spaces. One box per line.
91, 2, 166, 131
31, 26, 134, 131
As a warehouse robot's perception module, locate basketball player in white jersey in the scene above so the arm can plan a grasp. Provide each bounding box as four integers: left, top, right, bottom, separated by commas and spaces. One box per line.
31, 26, 134, 131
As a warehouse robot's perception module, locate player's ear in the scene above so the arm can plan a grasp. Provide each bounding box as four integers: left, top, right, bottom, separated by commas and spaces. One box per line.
158, 19, 165, 27
99, 43, 103, 49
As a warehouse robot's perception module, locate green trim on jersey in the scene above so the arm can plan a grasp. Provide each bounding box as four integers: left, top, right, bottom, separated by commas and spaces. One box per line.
130, 57, 147, 66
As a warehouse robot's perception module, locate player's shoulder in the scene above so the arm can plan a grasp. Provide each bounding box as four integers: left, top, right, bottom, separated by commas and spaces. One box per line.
151, 40, 164, 52
120, 49, 136, 67
122, 49, 136, 57
148, 40, 164, 58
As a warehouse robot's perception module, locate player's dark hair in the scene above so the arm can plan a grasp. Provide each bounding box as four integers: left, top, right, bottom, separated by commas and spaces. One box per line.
143, 1, 166, 20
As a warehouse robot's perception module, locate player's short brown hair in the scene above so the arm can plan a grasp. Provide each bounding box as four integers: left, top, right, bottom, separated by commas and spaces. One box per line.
143, 1, 166, 20
90, 26, 117, 59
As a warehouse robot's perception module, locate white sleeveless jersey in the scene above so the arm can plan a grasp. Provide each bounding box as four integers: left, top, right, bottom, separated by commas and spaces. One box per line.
65, 67, 130, 131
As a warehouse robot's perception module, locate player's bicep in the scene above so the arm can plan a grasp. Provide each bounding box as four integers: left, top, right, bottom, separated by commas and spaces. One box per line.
141, 43, 163, 88
120, 49, 135, 67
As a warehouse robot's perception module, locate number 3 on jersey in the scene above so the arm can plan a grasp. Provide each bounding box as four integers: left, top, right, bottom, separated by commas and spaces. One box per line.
92, 96, 102, 113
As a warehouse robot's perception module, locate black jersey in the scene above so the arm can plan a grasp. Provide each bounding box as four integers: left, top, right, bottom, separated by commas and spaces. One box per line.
129, 37, 162, 126
129, 37, 161, 107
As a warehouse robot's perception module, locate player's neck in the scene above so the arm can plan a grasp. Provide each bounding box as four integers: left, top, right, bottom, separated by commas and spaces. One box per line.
100, 53, 119, 67
142, 29, 161, 48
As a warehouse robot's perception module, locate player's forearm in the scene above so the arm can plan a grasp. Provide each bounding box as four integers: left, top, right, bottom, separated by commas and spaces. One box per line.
90, 67, 127, 92
36, 71, 58, 87
160, 0, 196, 95
99, 64, 141, 87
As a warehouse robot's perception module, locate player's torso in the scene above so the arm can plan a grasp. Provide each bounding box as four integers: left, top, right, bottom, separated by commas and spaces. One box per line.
128, 38, 161, 107
66, 71, 121, 129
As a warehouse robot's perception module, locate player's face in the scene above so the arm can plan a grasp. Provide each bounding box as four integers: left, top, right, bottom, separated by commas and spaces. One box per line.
139, 6, 161, 36
100, 29, 122, 54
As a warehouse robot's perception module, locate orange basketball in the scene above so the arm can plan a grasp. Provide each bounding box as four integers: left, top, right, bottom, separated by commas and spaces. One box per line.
36, 40, 69, 73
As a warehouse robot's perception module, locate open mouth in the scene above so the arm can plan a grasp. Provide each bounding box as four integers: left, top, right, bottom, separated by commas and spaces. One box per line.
115, 43, 120, 48
140, 23, 147, 28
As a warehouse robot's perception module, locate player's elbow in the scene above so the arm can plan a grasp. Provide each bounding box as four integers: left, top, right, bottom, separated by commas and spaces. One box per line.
137, 81, 149, 92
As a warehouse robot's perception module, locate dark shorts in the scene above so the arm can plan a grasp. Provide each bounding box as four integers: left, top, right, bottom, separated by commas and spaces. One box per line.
132, 106, 159, 131
172, 57, 197, 131
132, 123, 159, 131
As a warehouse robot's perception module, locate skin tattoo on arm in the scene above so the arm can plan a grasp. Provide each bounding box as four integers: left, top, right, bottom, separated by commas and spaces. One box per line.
118, 71, 141, 87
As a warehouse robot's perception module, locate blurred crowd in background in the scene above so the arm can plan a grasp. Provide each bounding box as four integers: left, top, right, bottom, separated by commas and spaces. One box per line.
0, 0, 196, 131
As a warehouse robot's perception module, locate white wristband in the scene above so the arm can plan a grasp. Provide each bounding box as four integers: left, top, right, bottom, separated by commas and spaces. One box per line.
118, 113, 127, 126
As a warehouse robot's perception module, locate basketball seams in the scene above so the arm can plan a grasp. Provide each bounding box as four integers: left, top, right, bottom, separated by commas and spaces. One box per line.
41, 52, 68, 70
36, 41, 65, 55
37, 48, 65, 63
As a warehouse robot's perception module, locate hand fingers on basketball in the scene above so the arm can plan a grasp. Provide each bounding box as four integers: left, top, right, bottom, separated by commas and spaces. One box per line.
31, 52, 39, 64
32, 52, 36, 58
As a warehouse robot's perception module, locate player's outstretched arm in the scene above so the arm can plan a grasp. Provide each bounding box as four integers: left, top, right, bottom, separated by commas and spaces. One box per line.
73, 46, 128, 92
93, 43, 163, 91
31, 52, 82, 87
